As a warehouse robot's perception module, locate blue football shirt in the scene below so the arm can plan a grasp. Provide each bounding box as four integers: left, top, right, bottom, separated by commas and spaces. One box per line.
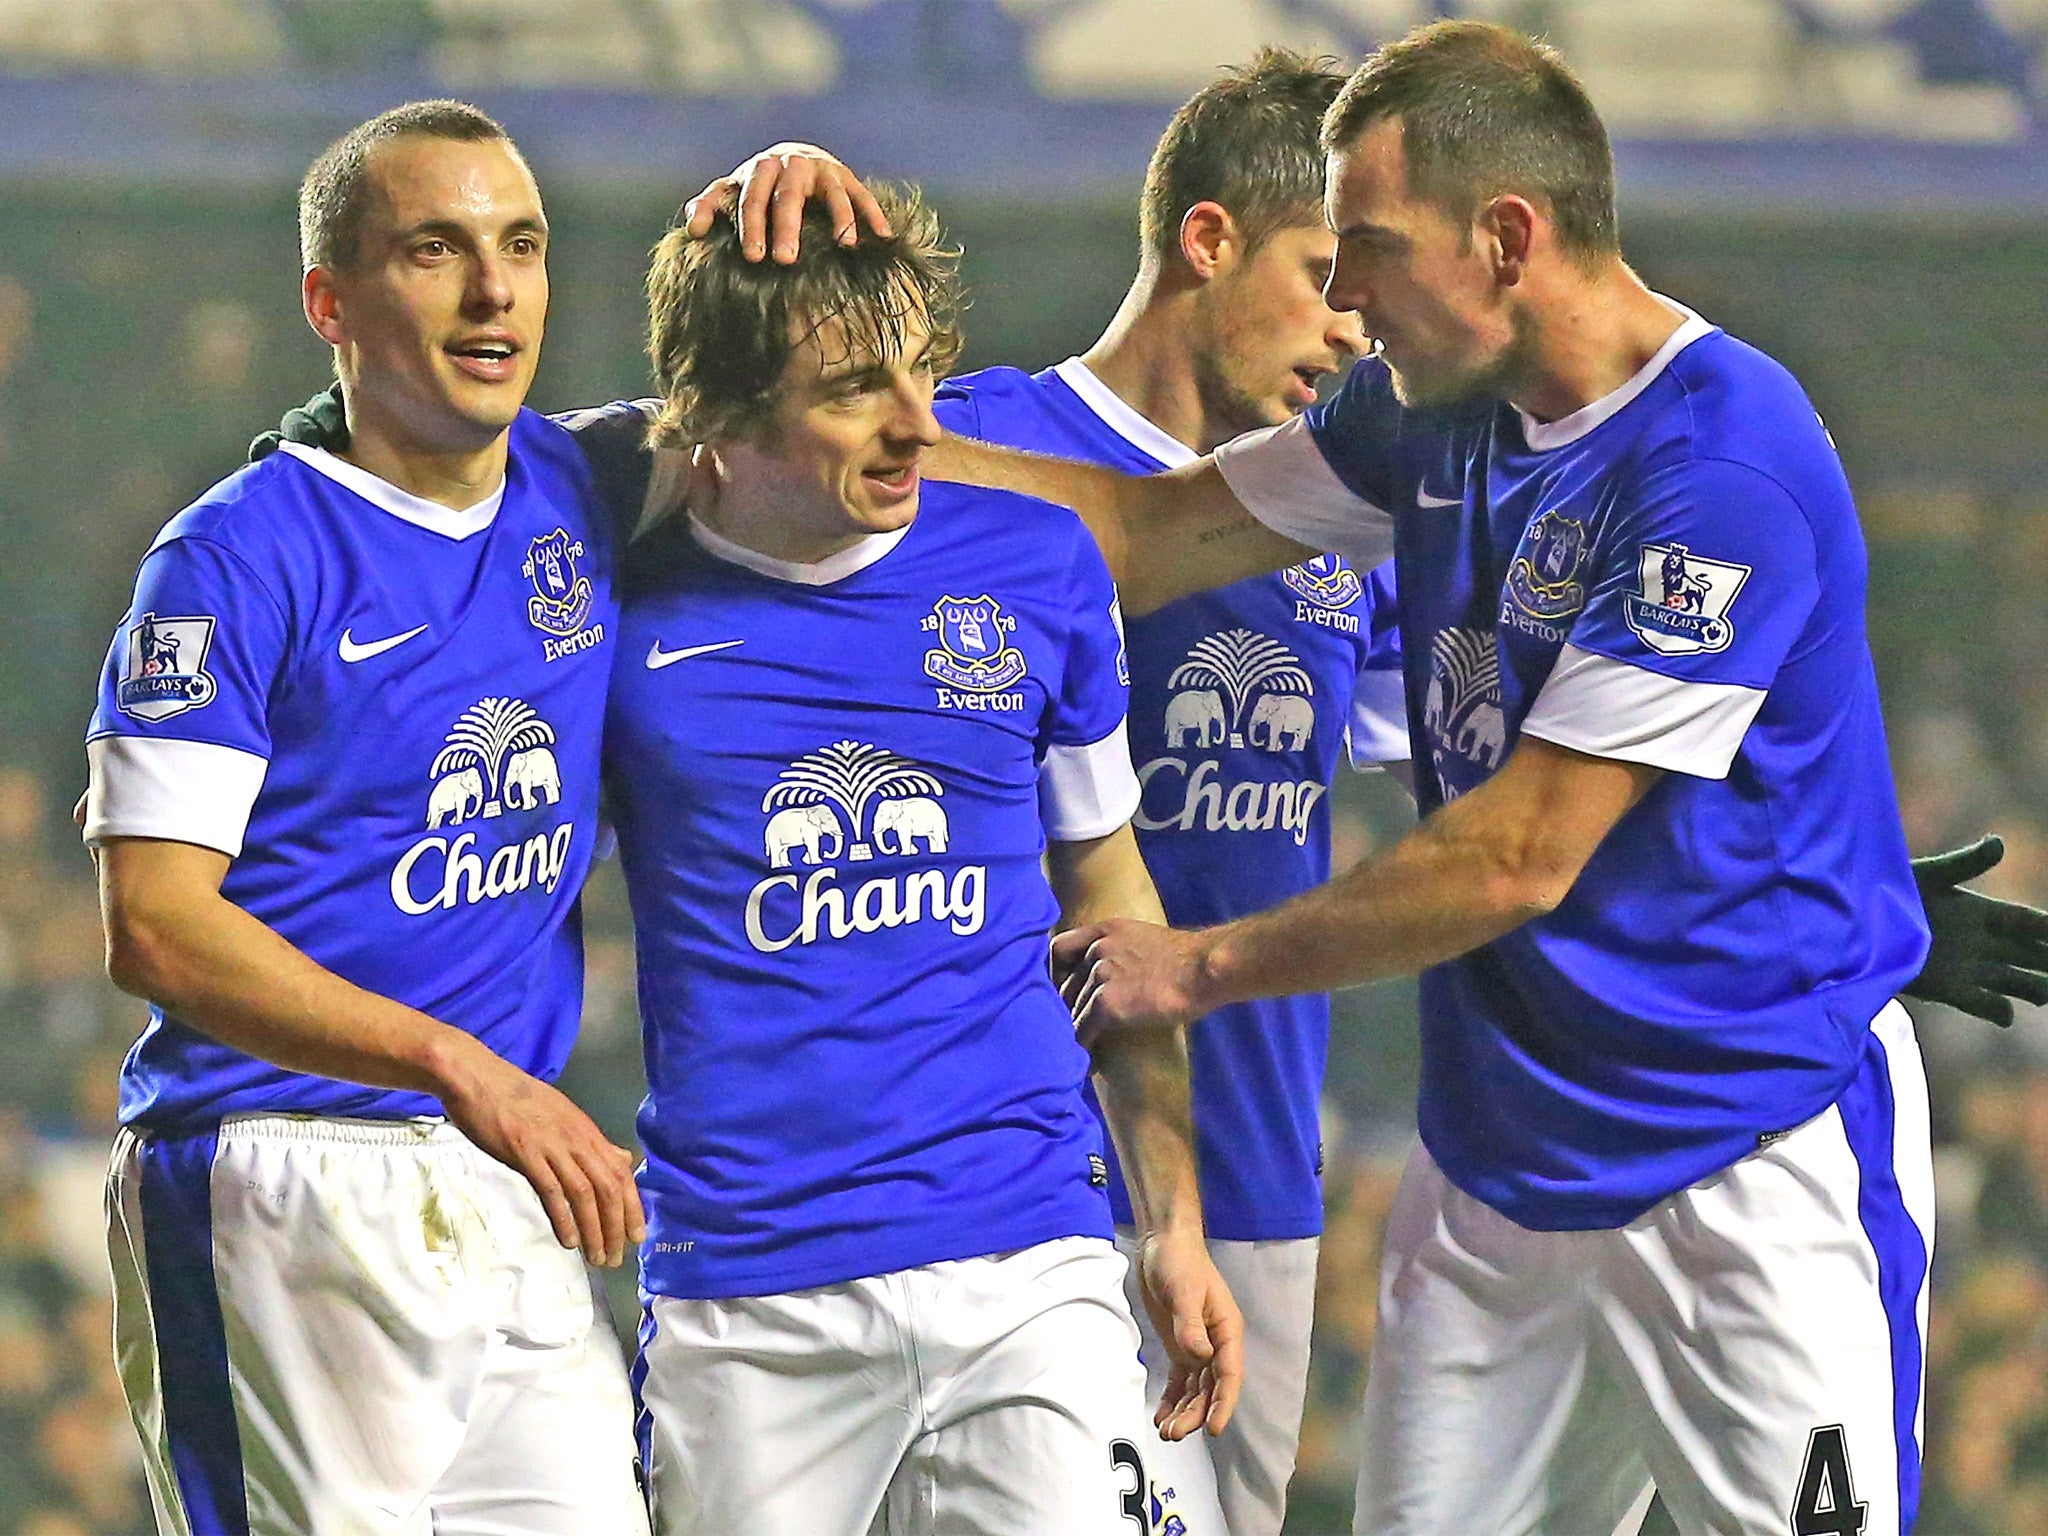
600, 462, 1140, 1300
938, 359, 1406, 1240
85, 411, 618, 1130
1213, 305, 1930, 1229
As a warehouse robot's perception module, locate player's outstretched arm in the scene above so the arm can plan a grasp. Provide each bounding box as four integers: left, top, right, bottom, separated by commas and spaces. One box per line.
1056, 738, 1661, 1038
1904, 835, 2048, 1026
98, 837, 644, 1267
1048, 827, 1244, 1441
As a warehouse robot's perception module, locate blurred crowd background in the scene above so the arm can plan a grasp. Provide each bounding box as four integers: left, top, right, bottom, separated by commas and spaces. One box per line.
1, 2, 2046, 1532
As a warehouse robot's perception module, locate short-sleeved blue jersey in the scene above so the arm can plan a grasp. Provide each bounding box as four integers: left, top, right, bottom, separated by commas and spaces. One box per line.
939, 361, 1405, 1239
600, 466, 1136, 1300
87, 410, 618, 1130
1218, 311, 1929, 1229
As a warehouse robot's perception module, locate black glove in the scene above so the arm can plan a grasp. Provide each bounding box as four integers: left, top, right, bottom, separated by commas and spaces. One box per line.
1903, 835, 2048, 1027
249, 381, 348, 462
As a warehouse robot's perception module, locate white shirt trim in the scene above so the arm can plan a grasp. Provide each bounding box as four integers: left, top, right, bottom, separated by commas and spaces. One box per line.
1039, 722, 1142, 842
277, 442, 504, 541
1347, 669, 1411, 767
85, 736, 269, 858
1212, 415, 1395, 572
1519, 644, 1765, 780
1517, 300, 1717, 452
688, 514, 908, 587
1050, 358, 1199, 470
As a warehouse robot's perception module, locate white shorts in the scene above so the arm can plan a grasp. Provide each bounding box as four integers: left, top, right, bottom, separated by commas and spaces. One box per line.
1115, 1229, 1318, 1536
1355, 1000, 1934, 1536
636, 1235, 1154, 1536
107, 1114, 648, 1536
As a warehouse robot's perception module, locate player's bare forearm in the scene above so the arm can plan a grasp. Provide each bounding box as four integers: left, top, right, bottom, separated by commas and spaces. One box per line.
97, 836, 644, 1264
1046, 822, 1166, 929
1057, 738, 1661, 1037
1205, 738, 1660, 1001
927, 436, 1308, 616
1090, 1027, 1202, 1241
100, 837, 488, 1094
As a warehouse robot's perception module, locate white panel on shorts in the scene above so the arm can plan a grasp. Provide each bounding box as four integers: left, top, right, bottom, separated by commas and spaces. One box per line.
1040, 723, 1143, 841
1519, 643, 1765, 779
1212, 415, 1395, 573
1348, 669, 1411, 767
638, 1236, 1151, 1536
86, 735, 269, 858
1116, 1229, 1319, 1536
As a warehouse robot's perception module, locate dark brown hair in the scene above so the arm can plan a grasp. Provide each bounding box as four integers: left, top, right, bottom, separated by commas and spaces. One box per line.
1139, 47, 1346, 260
645, 183, 963, 448
1323, 21, 1619, 261
299, 99, 519, 272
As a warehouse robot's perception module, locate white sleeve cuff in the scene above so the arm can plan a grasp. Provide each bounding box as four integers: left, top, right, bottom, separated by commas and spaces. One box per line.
1212, 415, 1395, 572
1039, 722, 1141, 842
1347, 669, 1411, 767
1519, 644, 1766, 780
86, 736, 268, 857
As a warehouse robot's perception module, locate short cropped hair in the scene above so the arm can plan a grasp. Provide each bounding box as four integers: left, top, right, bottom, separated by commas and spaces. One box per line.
299, 100, 516, 272
644, 183, 963, 449
1323, 21, 1619, 262
1139, 48, 1346, 260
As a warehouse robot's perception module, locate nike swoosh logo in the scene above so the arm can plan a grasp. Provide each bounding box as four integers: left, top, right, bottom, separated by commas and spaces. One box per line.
1416, 487, 1462, 509
646, 638, 745, 670
338, 624, 429, 663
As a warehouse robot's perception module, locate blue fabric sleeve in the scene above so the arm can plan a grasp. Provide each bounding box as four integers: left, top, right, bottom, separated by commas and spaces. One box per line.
88, 536, 289, 757
1304, 360, 1406, 509
1361, 557, 1403, 674
1045, 521, 1130, 749
1569, 457, 1819, 688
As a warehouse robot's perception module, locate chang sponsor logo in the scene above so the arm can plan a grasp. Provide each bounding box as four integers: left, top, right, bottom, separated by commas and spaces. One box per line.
744, 740, 985, 953
390, 696, 573, 914
1422, 627, 1506, 795
1132, 758, 1326, 846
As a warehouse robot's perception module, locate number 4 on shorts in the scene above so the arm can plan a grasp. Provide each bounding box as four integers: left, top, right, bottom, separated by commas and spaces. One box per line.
1790, 1424, 1867, 1536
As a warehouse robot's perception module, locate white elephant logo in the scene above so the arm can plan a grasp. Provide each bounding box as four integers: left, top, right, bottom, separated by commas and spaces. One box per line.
765, 805, 846, 868
426, 767, 484, 828
502, 746, 562, 810
873, 796, 949, 855
1248, 693, 1314, 752
1456, 703, 1506, 769
1164, 689, 1226, 748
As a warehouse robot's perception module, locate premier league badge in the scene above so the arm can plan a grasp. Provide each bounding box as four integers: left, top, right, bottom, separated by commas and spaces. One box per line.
117, 612, 218, 722
922, 595, 1027, 692
522, 528, 594, 638
1506, 511, 1590, 622
1624, 542, 1752, 655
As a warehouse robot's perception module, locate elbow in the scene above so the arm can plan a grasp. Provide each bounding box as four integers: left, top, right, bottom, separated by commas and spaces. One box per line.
103, 906, 183, 1004
1476, 838, 1581, 926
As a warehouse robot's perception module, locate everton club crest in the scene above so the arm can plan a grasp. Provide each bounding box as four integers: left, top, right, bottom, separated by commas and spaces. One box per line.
1282, 554, 1364, 611
1506, 511, 1590, 623
522, 528, 594, 638
117, 612, 218, 722
922, 594, 1027, 692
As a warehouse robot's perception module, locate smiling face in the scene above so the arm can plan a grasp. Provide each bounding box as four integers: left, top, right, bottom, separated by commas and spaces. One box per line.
305, 134, 548, 455
1194, 219, 1368, 434
716, 298, 943, 550
1321, 118, 1531, 410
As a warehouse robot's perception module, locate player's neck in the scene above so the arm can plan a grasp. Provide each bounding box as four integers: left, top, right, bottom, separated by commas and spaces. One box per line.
339, 400, 511, 511
693, 472, 881, 569
1507, 262, 1687, 426
1078, 271, 1216, 455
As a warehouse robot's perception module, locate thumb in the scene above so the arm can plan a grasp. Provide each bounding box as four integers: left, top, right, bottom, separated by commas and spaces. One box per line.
1051, 924, 1107, 966
1172, 1289, 1216, 1366
1919, 834, 2004, 890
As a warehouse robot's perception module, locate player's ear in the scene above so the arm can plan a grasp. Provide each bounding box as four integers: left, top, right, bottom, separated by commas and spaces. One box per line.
304, 265, 347, 347
1481, 195, 1538, 288
1177, 202, 1239, 282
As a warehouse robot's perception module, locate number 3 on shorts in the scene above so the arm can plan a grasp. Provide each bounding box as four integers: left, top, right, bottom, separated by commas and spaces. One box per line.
1790, 1424, 1867, 1536
1111, 1439, 1147, 1531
